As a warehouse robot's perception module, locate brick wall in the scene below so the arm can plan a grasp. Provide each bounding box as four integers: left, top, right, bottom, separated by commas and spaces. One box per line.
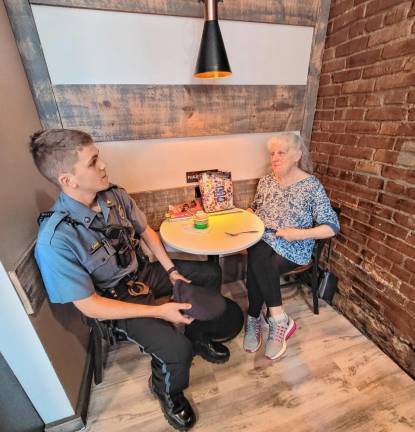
311, 0, 415, 377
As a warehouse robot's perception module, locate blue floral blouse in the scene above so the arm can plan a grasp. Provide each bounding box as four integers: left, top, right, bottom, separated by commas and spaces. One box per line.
251, 174, 340, 265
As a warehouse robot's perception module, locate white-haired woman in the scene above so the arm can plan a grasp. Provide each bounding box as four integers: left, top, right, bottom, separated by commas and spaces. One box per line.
244, 132, 339, 360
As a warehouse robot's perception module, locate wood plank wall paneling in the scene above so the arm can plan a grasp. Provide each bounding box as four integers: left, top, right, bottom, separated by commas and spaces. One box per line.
29, 0, 319, 26
53, 85, 306, 142
4, 0, 62, 129
301, 0, 331, 146
131, 178, 259, 229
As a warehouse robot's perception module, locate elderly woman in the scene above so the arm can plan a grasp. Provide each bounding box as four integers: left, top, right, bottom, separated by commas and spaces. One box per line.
244, 132, 339, 360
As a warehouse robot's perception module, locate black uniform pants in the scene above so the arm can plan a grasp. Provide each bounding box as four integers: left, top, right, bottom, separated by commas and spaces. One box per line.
247, 240, 299, 318
114, 259, 243, 396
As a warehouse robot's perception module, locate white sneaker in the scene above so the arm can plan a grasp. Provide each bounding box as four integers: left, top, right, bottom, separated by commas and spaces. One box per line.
243, 315, 262, 352
265, 315, 297, 360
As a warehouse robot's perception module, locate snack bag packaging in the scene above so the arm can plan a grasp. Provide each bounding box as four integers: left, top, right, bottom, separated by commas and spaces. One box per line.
198, 171, 234, 213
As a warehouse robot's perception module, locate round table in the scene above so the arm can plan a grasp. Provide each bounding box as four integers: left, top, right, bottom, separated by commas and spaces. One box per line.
160, 209, 264, 256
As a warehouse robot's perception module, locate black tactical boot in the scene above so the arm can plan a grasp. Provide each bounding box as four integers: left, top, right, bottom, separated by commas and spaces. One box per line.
149, 377, 196, 431
193, 339, 230, 364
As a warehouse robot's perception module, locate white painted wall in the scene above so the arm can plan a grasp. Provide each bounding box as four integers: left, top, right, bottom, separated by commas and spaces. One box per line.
0, 262, 74, 423
97, 131, 290, 192
31, 5, 310, 193
32, 5, 313, 85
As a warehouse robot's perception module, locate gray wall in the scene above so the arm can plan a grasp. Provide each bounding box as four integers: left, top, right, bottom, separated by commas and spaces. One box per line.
0, 0, 56, 271
0, 0, 90, 423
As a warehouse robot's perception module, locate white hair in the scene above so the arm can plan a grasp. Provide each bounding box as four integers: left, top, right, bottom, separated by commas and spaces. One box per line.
267, 132, 313, 173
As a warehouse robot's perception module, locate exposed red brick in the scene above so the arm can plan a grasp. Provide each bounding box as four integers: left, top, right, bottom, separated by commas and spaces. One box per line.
311, 131, 331, 142
349, 20, 366, 38
379, 193, 415, 214
315, 110, 335, 121
333, 69, 362, 83
343, 78, 376, 93
329, 133, 358, 146
379, 122, 401, 135
384, 181, 406, 194
374, 255, 393, 271
358, 135, 395, 149
336, 36, 369, 58
329, 155, 358, 170
363, 58, 405, 78
384, 3, 412, 25
344, 108, 365, 120
330, 0, 355, 19
385, 236, 415, 258
343, 205, 371, 223
382, 38, 415, 60
356, 160, 382, 175
369, 215, 409, 239
323, 97, 336, 109
366, 0, 406, 17
375, 72, 415, 91
347, 48, 382, 67
346, 121, 380, 134
373, 149, 398, 163
336, 96, 349, 107
312, 152, 330, 164
366, 239, 402, 264
347, 94, 381, 106
367, 177, 384, 189
320, 74, 332, 86
368, 21, 411, 48
384, 89, 408, 105
326, 27, 350, 48
316, 0, 414, 377
393, 212, 415, 230
331, 189, 359, 206
397, 123, 415, 137
321, 121, 346, 133
366, 107, 406, 121
403, 258, 415, 273
318, 84, 343, 97
341, 146, 373, 159
390, 264, 412, 283
323, 47, 335, 62
358, 199, 393, 219
332, 4, 365, 32
365, 13, 384, 32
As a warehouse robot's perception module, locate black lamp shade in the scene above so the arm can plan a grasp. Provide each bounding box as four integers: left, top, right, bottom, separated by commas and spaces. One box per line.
194, 20, 232, 79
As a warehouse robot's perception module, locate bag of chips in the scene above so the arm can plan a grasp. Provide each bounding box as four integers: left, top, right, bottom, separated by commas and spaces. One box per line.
198, 171, 234, 213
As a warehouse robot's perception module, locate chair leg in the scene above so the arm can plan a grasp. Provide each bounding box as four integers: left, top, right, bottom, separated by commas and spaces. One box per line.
311, 264, 319, 315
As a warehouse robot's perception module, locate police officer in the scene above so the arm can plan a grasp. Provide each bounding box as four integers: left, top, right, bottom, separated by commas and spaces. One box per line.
31, 129, 243, 431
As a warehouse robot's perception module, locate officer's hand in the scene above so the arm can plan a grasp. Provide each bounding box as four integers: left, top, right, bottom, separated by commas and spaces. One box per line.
158, 302, 194, 324
169, 270, 191, 285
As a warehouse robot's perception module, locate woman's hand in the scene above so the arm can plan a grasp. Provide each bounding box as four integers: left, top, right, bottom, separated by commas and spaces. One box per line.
275, 227, 305, 241
157, 302, 194, 324
169, 270, 191, 285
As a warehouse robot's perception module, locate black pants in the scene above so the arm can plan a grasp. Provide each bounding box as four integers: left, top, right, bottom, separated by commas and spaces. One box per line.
114, 259, 243, 395
247, 240, 299, 318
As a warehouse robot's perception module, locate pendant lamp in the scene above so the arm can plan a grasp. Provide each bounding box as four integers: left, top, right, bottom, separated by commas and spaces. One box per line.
194, 0, 232, 79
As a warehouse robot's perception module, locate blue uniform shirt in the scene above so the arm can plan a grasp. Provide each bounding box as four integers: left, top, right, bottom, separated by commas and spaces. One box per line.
252, 174, 340, 265
35, 186, 147, 303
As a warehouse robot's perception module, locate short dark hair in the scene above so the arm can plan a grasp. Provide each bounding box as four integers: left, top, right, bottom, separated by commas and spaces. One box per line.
29, 129, 93, 186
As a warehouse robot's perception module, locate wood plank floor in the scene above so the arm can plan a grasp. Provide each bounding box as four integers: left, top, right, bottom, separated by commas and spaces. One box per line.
86, 281, 415, 432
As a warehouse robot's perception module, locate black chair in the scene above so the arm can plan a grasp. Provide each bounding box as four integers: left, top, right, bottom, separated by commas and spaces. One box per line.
279, 237, 329, 315
279, 206, 340, 315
